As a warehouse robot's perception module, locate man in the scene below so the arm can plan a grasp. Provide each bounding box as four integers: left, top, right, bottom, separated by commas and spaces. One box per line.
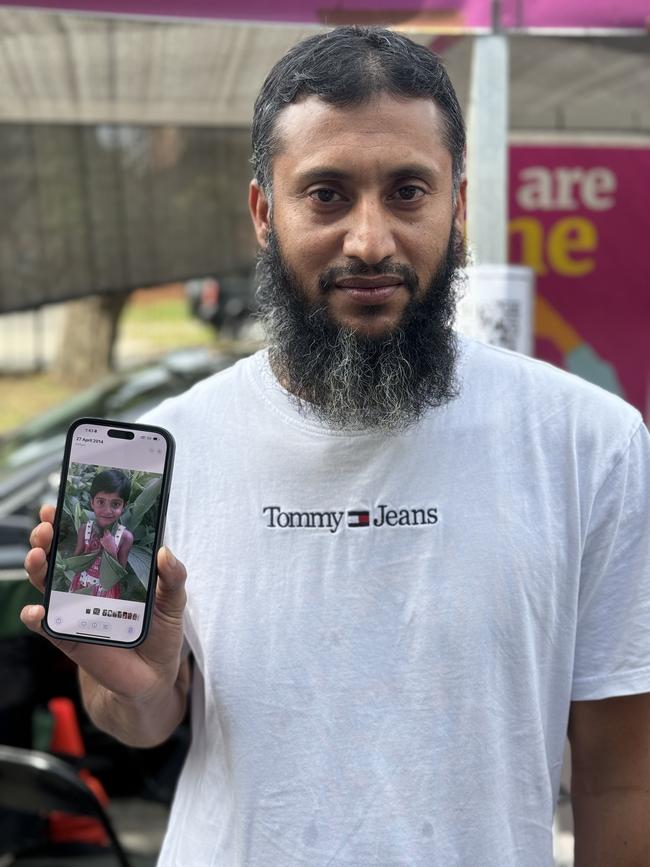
23, 26, 650, 866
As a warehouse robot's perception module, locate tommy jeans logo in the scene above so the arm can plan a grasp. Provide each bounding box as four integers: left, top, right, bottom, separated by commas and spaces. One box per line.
262, 505, 438, 533
347, 511, 369, 528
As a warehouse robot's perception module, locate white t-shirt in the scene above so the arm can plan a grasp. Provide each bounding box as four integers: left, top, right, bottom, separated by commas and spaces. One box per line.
143, 338, 650, 867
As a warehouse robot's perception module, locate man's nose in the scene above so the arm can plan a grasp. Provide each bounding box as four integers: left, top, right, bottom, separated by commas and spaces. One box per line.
342, 199, 397, 265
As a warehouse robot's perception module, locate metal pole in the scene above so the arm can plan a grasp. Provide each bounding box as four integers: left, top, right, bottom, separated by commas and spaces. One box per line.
466, 0, 509, 265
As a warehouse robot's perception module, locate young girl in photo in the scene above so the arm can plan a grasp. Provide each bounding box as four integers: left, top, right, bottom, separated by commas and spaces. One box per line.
69, 469, 134, 599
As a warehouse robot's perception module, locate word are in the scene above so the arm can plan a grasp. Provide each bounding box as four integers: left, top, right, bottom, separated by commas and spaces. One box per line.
515, 166, 617, 212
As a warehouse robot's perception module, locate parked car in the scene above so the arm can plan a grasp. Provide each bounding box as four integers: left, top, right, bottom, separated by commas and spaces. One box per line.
0, 347, 243, 571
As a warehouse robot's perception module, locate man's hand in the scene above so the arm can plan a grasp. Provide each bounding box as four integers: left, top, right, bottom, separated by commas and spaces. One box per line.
21, 504, 190, 747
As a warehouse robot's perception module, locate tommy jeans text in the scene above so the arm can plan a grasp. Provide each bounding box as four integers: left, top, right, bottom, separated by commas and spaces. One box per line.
262, 504, 438, 533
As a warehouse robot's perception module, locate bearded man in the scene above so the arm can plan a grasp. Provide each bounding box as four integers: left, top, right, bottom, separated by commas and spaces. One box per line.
23, 26, 650, 867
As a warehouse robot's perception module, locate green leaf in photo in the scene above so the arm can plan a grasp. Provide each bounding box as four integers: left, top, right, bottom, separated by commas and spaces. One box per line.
121, 570, 147, 603
60, 550, 98, 572
74, 500, 86, 533
133, 525, 155, 547
52, 571, 71, 591
99, 550, 127, 591
128, 545, 154, 589
123, 476, 162, 532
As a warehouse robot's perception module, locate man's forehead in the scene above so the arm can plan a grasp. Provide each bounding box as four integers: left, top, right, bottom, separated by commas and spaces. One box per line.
268, 94, 451, 188
272, 93, 446, 151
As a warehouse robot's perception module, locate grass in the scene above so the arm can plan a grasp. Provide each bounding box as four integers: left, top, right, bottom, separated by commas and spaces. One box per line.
0, 291, 219, 435
119, 296, 216, 352
0, 373, 78, 434
123, 297, 202, 325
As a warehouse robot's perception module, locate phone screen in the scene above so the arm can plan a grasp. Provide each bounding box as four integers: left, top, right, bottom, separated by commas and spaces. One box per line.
45, 419, 172, 645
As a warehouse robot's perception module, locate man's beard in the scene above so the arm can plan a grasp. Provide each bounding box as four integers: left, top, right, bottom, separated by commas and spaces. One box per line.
256, 223, 466, 433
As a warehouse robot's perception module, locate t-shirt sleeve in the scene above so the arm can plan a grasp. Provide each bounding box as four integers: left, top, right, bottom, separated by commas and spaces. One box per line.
572, 421, 650, 701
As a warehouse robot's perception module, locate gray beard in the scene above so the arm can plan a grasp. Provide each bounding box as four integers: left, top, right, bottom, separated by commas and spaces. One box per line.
256, 225, 465, 433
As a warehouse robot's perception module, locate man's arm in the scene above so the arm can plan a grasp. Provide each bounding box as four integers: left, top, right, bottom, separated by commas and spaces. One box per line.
568, 693, 650, 867
22, 504, 189, 748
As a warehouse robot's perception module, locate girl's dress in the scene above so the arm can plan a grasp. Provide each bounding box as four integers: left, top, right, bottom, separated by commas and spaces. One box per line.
69, 519, 125, 599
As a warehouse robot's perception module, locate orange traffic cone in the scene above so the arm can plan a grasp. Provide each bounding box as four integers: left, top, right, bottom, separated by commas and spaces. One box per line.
48, 697, 86, 757
47, 697, 110, 846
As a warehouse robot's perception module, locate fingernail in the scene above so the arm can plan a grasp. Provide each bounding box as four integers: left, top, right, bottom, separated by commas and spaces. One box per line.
24, 606, 40, 618
165, 547, 177, 568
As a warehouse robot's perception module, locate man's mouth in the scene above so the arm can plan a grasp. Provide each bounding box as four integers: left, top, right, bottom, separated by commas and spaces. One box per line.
334, 276, 404, 304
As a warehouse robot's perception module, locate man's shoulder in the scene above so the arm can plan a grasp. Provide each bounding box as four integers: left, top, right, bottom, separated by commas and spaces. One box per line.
465, 337, 638, 414
460, 337, 642, 449
138, 349, 261, 433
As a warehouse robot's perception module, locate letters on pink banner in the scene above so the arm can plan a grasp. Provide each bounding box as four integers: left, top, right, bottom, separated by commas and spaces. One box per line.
509, 145, 650, 414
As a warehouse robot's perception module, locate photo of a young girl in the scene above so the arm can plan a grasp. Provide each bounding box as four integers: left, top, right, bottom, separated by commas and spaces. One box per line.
69, 469, 134, 599
53, 462, 163, 603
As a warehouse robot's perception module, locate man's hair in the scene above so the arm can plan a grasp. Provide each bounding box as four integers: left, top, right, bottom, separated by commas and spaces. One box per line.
251, 25, 466, 201
90, 469, 131, 503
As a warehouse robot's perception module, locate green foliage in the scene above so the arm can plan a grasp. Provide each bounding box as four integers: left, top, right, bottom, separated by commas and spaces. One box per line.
52, 550, 77, 592
59, 551, 96, 574
98, 550, 128, 590
128, 545, 155, 590
122, 475, 162, 532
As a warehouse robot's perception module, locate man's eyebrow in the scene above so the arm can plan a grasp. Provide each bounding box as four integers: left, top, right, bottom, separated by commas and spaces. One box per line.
386, 164, 440, 185
294, 164, 441, 186
295, 167, 351, 185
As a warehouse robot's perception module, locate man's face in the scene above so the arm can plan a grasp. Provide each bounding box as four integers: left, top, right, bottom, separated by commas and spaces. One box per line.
250, 93, 466, 340
249, 92, 466, 432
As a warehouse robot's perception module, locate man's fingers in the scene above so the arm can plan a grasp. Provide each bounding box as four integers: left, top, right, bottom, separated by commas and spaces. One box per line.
154, 547, 187, 621
29, 521, 54, 554
39, 503, 56, 525
20, 603, 46, 634
20, 604, 87, 662
25, 510, 55, 593
24, 547, 48, 592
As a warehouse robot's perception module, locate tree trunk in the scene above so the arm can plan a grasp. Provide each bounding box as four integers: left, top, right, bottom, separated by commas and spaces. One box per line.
51, 290, 130, 387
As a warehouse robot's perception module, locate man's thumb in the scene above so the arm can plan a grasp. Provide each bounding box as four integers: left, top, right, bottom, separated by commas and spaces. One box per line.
156, 547, 187, 596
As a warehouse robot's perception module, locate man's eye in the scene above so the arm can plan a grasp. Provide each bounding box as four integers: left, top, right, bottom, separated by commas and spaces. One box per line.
393, 185, 424, 201
309, 188, 341, 204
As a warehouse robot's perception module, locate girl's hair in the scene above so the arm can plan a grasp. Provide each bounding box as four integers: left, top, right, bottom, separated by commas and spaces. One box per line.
90, 469, 131, 503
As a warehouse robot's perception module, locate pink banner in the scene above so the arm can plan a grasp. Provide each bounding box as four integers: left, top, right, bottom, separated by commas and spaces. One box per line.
2, 0, 648, 28
0, 0, 491, 27
508, 145, 650, 416
502, 0, 650, 28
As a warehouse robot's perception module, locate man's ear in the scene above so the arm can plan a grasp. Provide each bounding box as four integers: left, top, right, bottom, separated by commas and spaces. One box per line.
453, 175, 467, 239
249, 179, 271, 249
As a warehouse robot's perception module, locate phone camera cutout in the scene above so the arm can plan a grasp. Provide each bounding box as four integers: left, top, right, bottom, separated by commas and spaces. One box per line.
107, 429, 134, 440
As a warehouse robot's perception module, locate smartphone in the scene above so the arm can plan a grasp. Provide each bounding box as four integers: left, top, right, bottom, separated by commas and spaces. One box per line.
42, 417, 175, 647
